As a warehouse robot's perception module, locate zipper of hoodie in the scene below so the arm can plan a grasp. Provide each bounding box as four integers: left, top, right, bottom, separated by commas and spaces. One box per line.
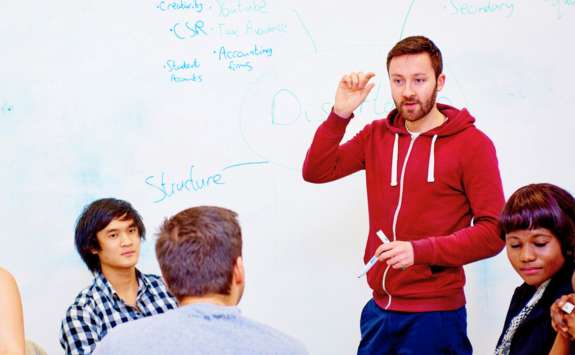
381, 133, 419, 309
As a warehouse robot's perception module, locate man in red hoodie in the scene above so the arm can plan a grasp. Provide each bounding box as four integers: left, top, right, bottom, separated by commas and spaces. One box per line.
302, 36, 505, 354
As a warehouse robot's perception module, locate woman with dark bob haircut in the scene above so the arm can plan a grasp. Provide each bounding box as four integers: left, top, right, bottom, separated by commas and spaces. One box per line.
495, 183, 575, 355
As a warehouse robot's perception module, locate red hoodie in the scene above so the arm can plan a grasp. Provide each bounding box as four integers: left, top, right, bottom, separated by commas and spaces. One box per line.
302, 103, 505, 312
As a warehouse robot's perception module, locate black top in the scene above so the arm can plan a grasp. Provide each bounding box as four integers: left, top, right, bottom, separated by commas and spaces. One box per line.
496, 262, 574, 355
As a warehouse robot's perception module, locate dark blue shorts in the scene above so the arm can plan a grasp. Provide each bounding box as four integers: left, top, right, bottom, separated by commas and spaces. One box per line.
358, 299, 472, 355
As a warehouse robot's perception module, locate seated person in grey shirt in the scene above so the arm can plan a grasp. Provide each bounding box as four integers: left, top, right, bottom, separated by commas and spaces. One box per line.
93, 206, 308, 355
60, 198, 177, 354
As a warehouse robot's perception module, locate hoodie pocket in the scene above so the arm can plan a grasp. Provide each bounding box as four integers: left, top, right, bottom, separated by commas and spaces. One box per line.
386, 264, 435, 297
366, 263, 434, 297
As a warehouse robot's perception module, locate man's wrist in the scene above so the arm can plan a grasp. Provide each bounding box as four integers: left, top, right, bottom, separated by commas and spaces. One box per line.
332, 107, 352, 119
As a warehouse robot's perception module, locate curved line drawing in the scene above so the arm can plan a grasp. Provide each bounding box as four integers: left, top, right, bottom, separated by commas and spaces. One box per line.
293, 10, 318, 53
237, 73, 278, 159
222, 161, 270, 170
236, 72, 301, 173
399, 0, 417, 39
271, 88, 301, 126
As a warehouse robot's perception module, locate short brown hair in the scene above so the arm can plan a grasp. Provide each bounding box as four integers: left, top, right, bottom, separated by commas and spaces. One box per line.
386, 36, 443, 78
155, 206, 242, 300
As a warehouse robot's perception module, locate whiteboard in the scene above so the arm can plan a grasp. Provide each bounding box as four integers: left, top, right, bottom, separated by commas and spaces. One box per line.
1, 1, 574, 354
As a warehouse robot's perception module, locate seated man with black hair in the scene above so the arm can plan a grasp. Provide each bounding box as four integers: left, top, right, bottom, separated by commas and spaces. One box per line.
59, 198, 177, 354
93, 206, 308, 355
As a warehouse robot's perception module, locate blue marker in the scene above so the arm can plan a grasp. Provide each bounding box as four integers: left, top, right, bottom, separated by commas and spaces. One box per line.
357, 254, 379, 278
357, 230, 391, 278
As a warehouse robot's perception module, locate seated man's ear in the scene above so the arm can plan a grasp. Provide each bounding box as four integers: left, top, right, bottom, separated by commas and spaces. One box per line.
233, 257, 245, 285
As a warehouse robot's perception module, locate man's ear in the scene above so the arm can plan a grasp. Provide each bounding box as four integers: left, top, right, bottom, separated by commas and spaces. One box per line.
436, 73, 446, 92
233, 256, 245, 285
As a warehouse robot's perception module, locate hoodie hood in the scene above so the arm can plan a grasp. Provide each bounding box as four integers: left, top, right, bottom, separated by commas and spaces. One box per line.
384, 103, 476, 137
386, 103, 476, 186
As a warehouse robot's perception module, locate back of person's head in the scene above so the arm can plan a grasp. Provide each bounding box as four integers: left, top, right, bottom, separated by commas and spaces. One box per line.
386, 35, 443, 78
155, 206, 242, 301
75, 198, 146, 273
500, 183, 575, 259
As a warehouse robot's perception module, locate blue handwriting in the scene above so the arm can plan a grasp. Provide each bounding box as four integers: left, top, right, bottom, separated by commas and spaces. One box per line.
145, 166, 222, 203
448, 0, 515, 17
156, 0, 204, 12
164, 59, 203, 83
170, 20, 208, 40
216, 0, 268, 17
215, 23, 240, 37
171, 73, 203, 83
164, 58, 201, 72
215, 44, 272, 60
145, 161, 269, 203
213, 21, 287, 38
245, 21, 287, 36
215, 44, 272, 72
271, 85, 394, 126
228, 61, 253, 71
164, 58, 200, 72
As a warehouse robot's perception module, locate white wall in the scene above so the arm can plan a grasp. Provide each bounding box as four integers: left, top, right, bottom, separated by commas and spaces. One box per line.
1, 1, 574, 354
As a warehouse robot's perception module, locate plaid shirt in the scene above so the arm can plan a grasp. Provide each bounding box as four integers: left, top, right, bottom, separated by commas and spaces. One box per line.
59, 270, 177, 354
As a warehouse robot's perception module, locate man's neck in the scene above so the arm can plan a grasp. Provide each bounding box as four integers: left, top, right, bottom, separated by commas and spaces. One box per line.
179, 293, 237, 307
101, 266, 139, 306
405, 106, 446, 133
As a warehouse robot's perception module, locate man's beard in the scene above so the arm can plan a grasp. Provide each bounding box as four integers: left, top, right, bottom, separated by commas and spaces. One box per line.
394, 84, 438, 122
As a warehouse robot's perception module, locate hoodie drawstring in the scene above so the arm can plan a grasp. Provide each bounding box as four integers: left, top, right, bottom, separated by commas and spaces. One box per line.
427, 134, 438, 182
390, 133, 438, 186
390, 133, 398, 186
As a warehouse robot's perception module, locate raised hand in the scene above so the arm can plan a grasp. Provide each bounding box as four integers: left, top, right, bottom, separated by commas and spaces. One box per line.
333, 72, 376, 119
